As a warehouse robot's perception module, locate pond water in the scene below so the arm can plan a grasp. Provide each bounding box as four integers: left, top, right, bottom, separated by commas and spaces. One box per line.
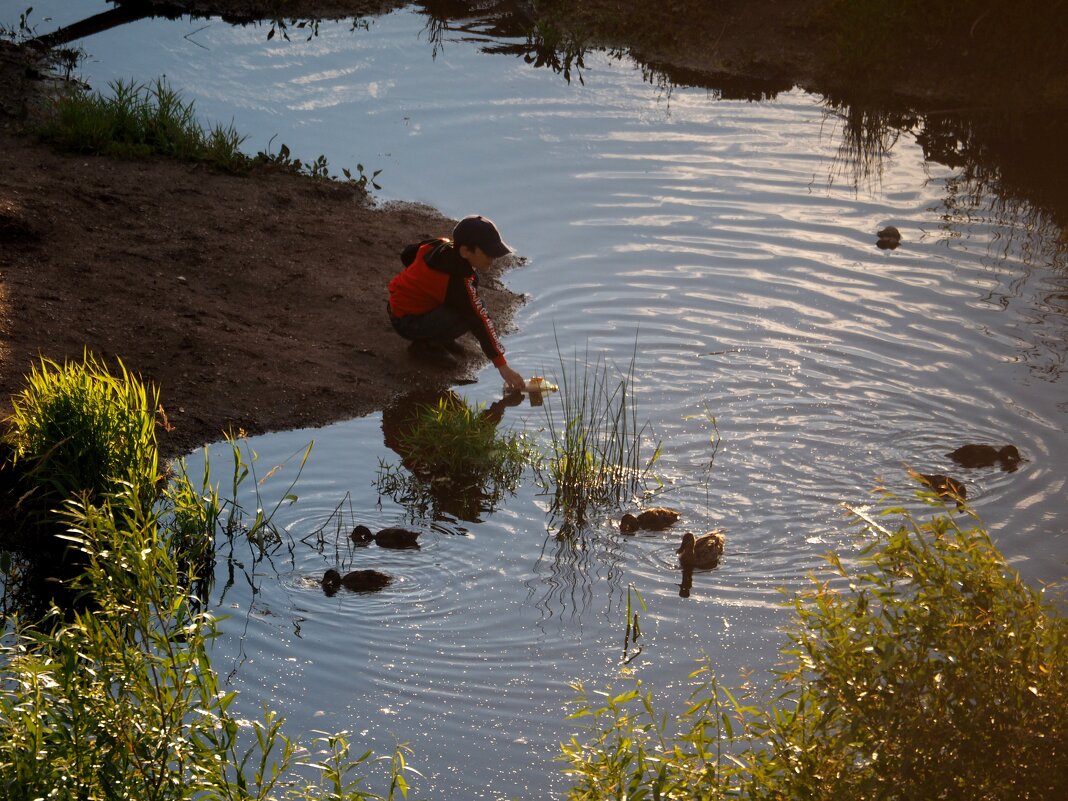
16, 2, 1068, 798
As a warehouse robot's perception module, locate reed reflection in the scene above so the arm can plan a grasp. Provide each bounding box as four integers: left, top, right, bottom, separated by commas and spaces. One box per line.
529, 524, 628, 625
377, 389, 528, 524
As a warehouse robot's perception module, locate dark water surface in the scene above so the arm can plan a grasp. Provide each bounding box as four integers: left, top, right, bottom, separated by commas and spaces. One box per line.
14, 2, 1068, 797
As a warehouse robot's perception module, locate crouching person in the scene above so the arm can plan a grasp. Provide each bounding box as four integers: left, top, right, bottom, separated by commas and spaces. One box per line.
387, 214, 526, 393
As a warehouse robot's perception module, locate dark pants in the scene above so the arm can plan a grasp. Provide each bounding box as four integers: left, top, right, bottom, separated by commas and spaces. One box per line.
388, 302, 469, 344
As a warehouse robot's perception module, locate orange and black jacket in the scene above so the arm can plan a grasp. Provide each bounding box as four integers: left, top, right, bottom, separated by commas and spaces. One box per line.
388, 238, 507, 366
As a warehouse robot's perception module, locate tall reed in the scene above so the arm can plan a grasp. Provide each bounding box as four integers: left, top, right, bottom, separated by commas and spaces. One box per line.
539, 337, 660, 529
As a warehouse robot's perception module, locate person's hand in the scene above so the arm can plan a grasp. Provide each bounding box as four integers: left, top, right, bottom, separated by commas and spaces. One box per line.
498, 363, 526, 394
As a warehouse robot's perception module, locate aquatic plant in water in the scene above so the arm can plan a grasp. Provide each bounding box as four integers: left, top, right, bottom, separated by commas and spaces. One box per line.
538, 338, 661, 531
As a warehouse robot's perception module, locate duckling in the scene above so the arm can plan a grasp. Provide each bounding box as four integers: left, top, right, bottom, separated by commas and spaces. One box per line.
677, 530, 726, 569
619, 507, 679, 533
637, 507, 681, 530
350, 524, 374, 544
909, 469, 967, 510
876, 225, 902, 250
946, 444, 1023, 472
374, 527, 421, 549
321, 569, 342, 591
321, 568, 391, 595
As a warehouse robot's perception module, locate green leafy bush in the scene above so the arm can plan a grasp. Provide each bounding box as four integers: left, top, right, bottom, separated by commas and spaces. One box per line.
562, 501, 1068, 800
748, 504, 1068, 801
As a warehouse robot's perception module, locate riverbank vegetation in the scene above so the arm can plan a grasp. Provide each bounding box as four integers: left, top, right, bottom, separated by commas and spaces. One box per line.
36, 77, 247, 167
2, 357, 1065, 797
563, 501, 1068, 800
33, 76, 381, 189
0, 355, 411, 798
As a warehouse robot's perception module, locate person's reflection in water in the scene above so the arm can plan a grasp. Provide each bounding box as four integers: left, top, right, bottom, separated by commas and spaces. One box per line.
380, 389, 524, 523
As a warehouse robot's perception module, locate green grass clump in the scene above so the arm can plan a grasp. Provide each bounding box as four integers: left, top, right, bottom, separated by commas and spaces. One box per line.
31, 78, 383, 188
35, 78, 248, 168
562, 500, 1068, 800
400, 394, 531, 475
4, 353, 161, 546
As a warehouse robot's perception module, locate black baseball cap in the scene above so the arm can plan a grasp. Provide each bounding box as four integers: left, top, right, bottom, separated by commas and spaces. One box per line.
452, 215, 512, 258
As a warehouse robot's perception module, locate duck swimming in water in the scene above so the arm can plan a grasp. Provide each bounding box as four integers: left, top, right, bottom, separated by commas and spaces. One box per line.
946, 444, 1023, 472
350, 525, 375, 544
620, 507, 681, 533
909, 469, 967, 510
321, 568, 391, 595
677, 530, 726, 569
374, 527, 421, 549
